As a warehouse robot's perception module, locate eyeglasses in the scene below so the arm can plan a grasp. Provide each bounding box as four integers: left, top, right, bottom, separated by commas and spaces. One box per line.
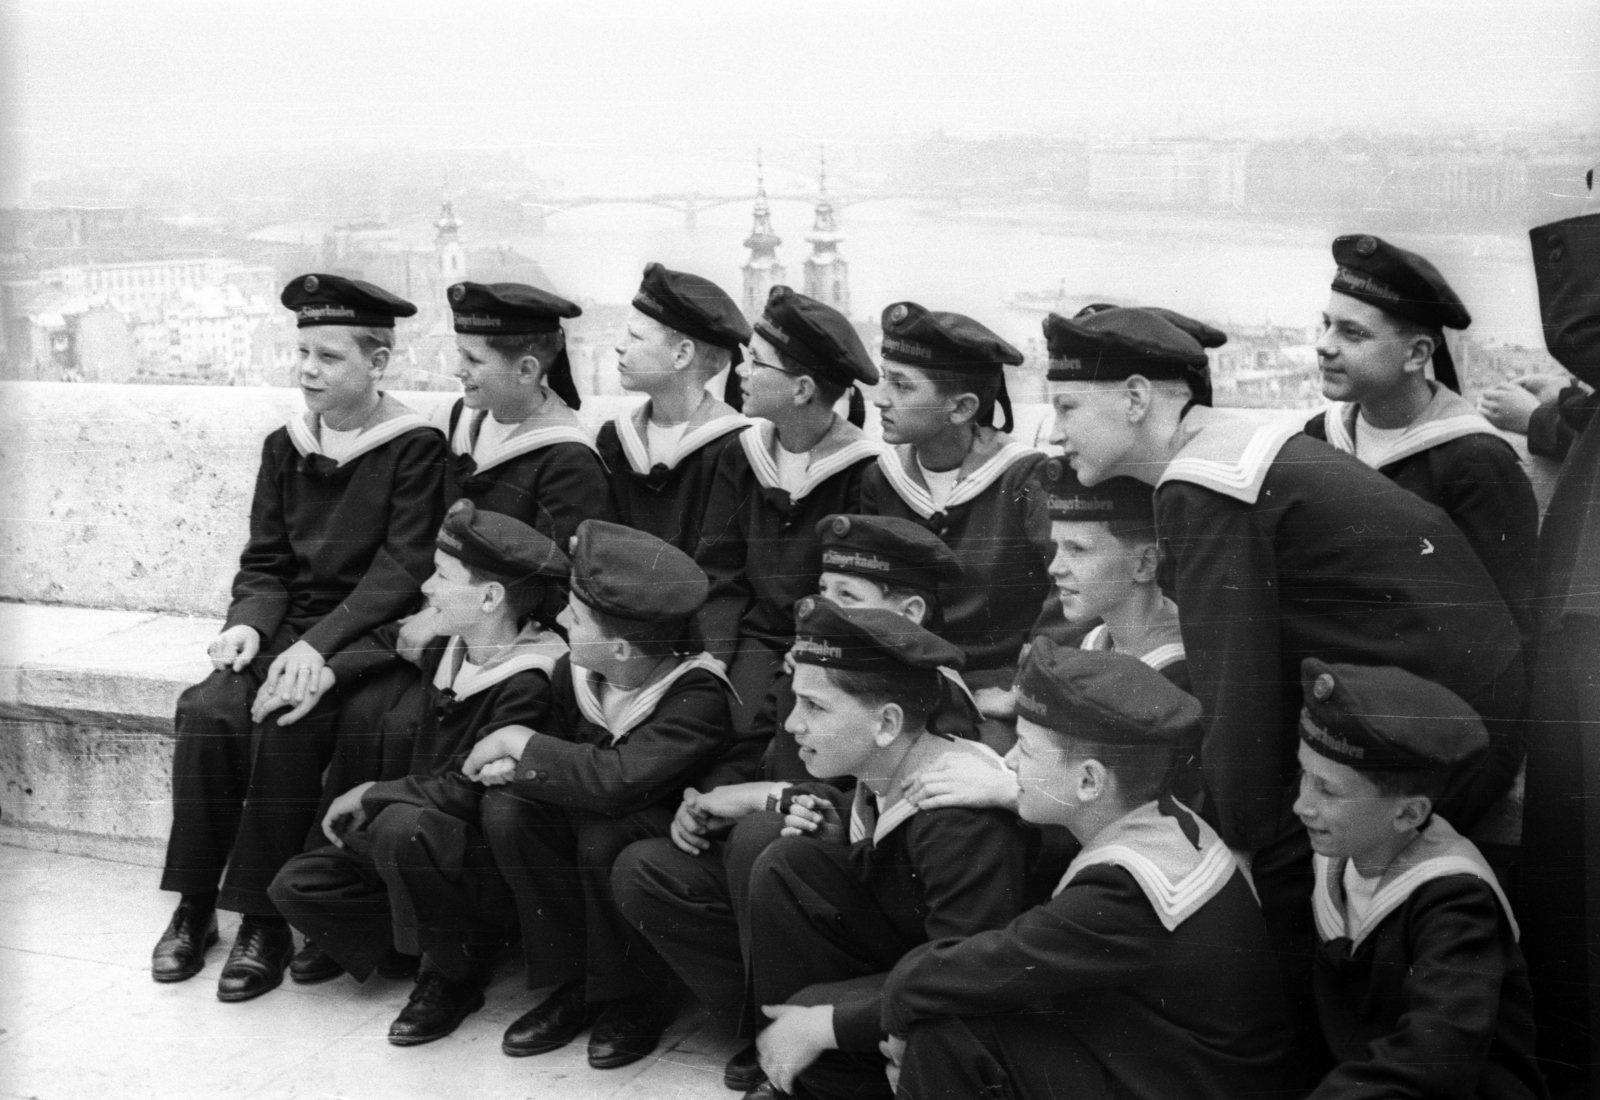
747, 356, 802, 378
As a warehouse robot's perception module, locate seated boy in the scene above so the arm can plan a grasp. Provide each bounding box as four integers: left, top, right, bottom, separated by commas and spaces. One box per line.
696, 285, 882, 741
464, 520, 732, 1069
747, 599, 1029, 1100
1293, 659, 1546, 1100
600, 263, 752, 554
268, 501, 569, 1042
153, 274, 446, 1001
612, 513, 967, 1093
1303, 235, 1538, 645
884, 643, 1293, 1100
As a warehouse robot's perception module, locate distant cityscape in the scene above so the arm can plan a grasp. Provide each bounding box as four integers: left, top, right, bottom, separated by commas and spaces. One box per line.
1, 129, 1583, 404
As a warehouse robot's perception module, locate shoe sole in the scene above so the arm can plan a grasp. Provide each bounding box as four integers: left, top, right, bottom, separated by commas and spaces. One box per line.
588, 1043, 660, 1071
151, 930, 220, 984
289, 966, 345, 985
216, 968, 287, 1003
388, 991, 486, 1047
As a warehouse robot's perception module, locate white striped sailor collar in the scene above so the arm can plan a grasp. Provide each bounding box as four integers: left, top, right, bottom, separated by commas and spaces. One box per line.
431, 626, 568, 701
1320, 383, 1501, 471
876, 430, 1043, 519
1054, 797, 1244, 932
850, 731, 1008, 846
1079, 604, 1186, 673
615, 396, 749, 475
740, 417, 882, 502
1312, 815, 1518, 950
571, 651, 730, 743
447, 390, 597, 472
286, 394, 435, 467
1156, 406, 1302, 506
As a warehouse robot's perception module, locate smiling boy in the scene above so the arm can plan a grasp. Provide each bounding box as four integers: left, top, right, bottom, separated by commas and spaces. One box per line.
154, 274, 446, 1002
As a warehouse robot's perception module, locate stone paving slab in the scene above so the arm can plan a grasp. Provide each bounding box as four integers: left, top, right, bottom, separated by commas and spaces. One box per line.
0, 844, 735, 1100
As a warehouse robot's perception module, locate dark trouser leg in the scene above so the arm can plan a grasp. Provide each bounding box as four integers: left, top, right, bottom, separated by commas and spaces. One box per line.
218, 694, 343, 916
368, 803, 513, 982
897, 1016, 1114, 1100
749, 836, 917, 1100
573, 807, 678, 1002
1523, 617, 1600, 1098
727, 637, 785, 739
726, 811, 788, 1014
267, 840, 392, 981
306, 665, 425, 851
161, 668, 261, 896
1251, 825, 1329, 1090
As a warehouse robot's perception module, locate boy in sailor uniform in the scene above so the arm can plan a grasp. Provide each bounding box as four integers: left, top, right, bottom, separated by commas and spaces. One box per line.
611, 513, 971, 1095
153, 274, 446, 1002
1293, 659, 1545, 1100
746, 599, 1028, 1100
463, 520, 733, 1070
268, 501, 569, 1044
599, 263, 752, 553
696, 286, 883, 741
858, 301, 1054, 745
883, 644, 1293, 1100
1043, 304, 1528, 1083
1303, 234, 1538, 645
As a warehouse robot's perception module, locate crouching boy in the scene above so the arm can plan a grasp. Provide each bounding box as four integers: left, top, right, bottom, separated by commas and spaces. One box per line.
1293, 659, 1546, 1100
268, 501, 568, 1043
465, 520, 732, 1069
884, 643, 1293, 1100
749, 599, 1029, 1100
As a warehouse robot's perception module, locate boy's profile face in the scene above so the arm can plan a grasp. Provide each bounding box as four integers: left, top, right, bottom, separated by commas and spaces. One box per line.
875, 363, 957, 447
816, 572, 926, 626
786, 663, 884, 780
1007, 719, 1088, 831
738, 332, 801, 422
615, 310, 683, 393
421, 550, 492, 636
1048, 520, 1143, 624
1315, 292, 1420, 406
1292, 742, 1411, 863
1047, 381, 1137, 486
296, 326, 381, 421
557, 595, 615, 675
455, 335, 531, 413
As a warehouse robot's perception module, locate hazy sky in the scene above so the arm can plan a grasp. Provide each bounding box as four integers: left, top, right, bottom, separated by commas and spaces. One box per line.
3, 0, 1597, 193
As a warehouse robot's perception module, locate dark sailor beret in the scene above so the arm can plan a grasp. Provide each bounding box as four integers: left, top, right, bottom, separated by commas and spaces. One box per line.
569, 519, 708, 623
436, 499, 569, 581
449, 281, 581, 334
1075, 303, 1228, 349
1298, 658, 1487, 774
1330, 234, 1471, 331
632, 263, 751, 362
879, 301, 1023, 374
1044, 307, 1208, 383
1014, 637, 1201, 746
816, 514, 963, 595
280, 273, 416, 328
1037, 456, 1154, 525
791, 597, 965, 675
755, 286, 879, 387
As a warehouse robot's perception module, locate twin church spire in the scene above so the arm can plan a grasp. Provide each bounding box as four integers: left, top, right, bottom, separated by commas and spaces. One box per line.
741, 151, 850, 321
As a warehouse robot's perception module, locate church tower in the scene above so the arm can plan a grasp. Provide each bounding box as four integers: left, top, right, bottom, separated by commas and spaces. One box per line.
435, 197, 467, 285
802, 151, 849, 316
740, 155, 786, 319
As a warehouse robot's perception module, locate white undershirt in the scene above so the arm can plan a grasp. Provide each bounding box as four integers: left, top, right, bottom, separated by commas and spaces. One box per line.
473, 414, 523, 462
1354, 417, 1412, 465
1342, 861, 1384, 928
646, 420, 690, 466
918, 461, 961, 510
775, 446, 810, 496
318, 421, 363, 463
596, 679, 644, 733
432, 649, 482, 694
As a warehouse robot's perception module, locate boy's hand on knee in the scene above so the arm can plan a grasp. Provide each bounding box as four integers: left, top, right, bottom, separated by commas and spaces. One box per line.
880, 1035, 906, 1093
462, 725, 536, 782
476, 758, 516, 786
262, 641, 328, 711
322, 781, 376, 847
208, 625, 261, 673
781, 793, 845, 842
905, 755, 1020, 812
255, 667, 336, 726
758, 1004, 835, 1094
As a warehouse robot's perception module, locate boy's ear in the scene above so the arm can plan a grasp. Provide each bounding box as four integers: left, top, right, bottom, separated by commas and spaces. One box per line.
1394, 793, 1433, 832
481, 580, 508, 614
609, 636, 634, 665
1403, 333, 1437, 376
515, 353, 543, 382
671, 336, 698, 373
1129, 540, 1161, 584
946, 390, 980, 427
367, 346, 391, 375
1123, 376, 1153, 422
872, 701, 907, 748
793, 372, 819, 407
1077, 757, 1110, 804
896, 593, 929, 626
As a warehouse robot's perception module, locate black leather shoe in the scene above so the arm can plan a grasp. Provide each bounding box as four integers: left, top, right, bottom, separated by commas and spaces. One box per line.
502, 979, 601, 1057
587, 993, 678, 1070
387, 971, 487, 1047
375, 949, 421, 981
743, 1082, 788, 1100
216, 919, 293, 1003
289, 939, 344, 984
724, 1042, 766, 1092
151, 900, 218, 983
